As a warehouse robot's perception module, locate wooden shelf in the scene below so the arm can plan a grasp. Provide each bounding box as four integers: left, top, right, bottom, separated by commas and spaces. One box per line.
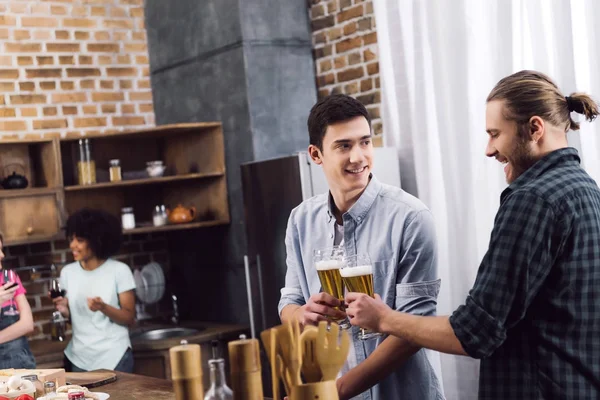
60, 122, 223, 141
0, 187, 60, 198
4, 233, 64, 247
64, 172, 224, 192
123, 219, 229, 234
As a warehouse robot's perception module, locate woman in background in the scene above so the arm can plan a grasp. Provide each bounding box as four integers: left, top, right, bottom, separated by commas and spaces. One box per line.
52, 208, 136, 372
0, 231, 35, 368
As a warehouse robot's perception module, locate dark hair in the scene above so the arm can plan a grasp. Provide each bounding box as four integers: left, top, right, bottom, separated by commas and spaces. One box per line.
66, 208, 122, 259
307, 94, 371, 150
487, 70, 600, 136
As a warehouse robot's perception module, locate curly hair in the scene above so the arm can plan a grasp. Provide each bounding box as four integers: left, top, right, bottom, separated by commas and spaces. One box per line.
66, 208, 123, 259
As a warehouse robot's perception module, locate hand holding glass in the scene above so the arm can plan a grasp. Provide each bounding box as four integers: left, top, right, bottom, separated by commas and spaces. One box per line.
314, 246, 351, 329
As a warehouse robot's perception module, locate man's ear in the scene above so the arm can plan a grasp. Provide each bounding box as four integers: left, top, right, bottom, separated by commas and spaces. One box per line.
529, 116, 545, 143
308, 144, 323, 165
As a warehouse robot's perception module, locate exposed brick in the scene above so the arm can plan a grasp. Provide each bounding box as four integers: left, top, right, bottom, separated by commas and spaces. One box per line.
101, 104, 116, 113
0, 29, 9, 40
317, 73, 335, 87
119, 80, 133, 89
372, 134, 383, 147
107, 67, 137, 77
345, 81, 359, 95
367, 106, 380, 119
110, 6, 127, 17
74, 31, 90, 40
357, 16, 372, 31
80, 80, 95, 89
373, 122, 382, 135
30, 3, 50, 14
135, 55, 148, 64
60, 81, 75, 90
83, 105, 97, 114
66, 68, 101, 77
121, 104, 136, 114
33, 30, 53, 40
92, 92, 125, 102
338, 5, 363, 23
124, 43, 146, 52
20, 108, 37, 117
88, 43, 119, 52
91, 6, 105, 17
52, 93, 87, 103
366, 62, 379, 75
130, 7, 144, 18
73, 117, 107, 128
337, 67, 364, 82
26, 68, 62, 78
336, 37, 362, 53
5, 43, 42, 52
137, 80, 151, 89
71, 5, 88, 17
334, 56, 347, 69
129, 91, 152, 101
104, 19, 133, 29
34, 119, 67, 130
21, 17, 57, 27
55, 30, 70, 39
138, 103, 153, 113
319, 59, 332, 73
113, 116, 145, 126
311, 4, 325, 19
356, 92, 380, 106
100, 80, 114, 89
340, 0, 352, 8
366, 1, 374, 14
14, 30, 31, 40
312, 15, 335, 32
79, 55, 93, 65
43, 107, 58, 116
51, 5, 67, 15
362, 32, 377, 45
0, 15, 17, 26
328, 27, 343, 41
10, 3, 28, 13
343, 22, 357, 36
0, 120, 27, 131
0, 82, 14, 91
19, 82, 34, 91
99, 55, 112, 65
118, 54, 132, 63
0, 69, 19, 79
59, 56, 74, 65
53, 240, 70, 250
63, 18, 97, 28
360, 78, 373, 92
364, 48, 376, 62
348, 52, 362, 65
132, 31, 146, 41
35, 56, 53, 66
318, 88, 330, 99
95, 31, 110, 40
10, 94, 46, 104
314, 44, 333, 58
62, 106, 77, 115
46, 42, 80, 52
33, 309, 56, 323
0, 108, 16, 117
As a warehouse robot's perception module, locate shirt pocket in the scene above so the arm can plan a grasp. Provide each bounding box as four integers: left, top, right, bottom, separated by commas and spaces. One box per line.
395, 279, 441, 316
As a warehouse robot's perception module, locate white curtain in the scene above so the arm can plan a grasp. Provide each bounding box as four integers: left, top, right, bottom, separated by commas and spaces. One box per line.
374, 0, 600, 398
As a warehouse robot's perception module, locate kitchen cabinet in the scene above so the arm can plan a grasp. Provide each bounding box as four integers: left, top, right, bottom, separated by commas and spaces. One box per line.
0, 123, 229, 246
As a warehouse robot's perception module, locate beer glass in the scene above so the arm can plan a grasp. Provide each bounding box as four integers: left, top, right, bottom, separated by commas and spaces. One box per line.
340, 253, 382, 340
313, 246, 351, 329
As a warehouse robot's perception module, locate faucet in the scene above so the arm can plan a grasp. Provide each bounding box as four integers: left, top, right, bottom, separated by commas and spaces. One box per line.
171, 294, 179, 325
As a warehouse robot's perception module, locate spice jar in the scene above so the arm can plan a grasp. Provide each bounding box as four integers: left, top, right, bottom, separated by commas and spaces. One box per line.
77, 138, 96, 185
121, 207, 136, 230
153, 205, 168, 227
109, 159, 122, 182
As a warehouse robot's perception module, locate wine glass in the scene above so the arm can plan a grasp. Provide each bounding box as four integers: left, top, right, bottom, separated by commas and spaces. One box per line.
2, 269, 19, 316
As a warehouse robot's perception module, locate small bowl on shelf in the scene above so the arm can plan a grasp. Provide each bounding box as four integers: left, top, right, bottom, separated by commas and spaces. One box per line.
146, 161, 166, 178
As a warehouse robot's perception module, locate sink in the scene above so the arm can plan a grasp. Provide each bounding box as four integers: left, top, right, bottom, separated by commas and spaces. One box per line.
130, 327, 202, 342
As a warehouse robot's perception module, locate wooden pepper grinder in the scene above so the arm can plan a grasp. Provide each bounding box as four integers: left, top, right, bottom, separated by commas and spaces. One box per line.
170, 339, 204, 400
228, 334, 264, 400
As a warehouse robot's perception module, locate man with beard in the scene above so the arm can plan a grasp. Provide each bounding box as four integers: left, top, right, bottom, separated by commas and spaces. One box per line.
344, 70, 600, 399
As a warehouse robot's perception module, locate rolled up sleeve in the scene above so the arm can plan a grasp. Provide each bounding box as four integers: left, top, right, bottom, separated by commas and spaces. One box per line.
278, 212, 307, 316
449, 190, 559, 359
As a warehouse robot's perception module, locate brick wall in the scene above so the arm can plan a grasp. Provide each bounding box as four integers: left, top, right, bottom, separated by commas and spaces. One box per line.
308, 0, 383, 146
0, 0, 169, 341
3, 233, 170, 340
0, 0, 154, 139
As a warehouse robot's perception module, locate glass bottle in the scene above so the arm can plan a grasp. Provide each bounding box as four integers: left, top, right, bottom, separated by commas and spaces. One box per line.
44, 381, 57, 396
109, 159, 122, 182
77, 138, 96, 185
204, 358, 233, 400
152, 205, 167, 226
121, 207, 136, 230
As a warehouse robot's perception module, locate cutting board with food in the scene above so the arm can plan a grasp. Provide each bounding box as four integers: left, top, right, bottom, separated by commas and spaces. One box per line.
64, 372, 116, 389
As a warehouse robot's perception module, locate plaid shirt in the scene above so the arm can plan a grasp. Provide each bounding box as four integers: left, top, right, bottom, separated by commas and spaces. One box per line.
450, 148, 600, 399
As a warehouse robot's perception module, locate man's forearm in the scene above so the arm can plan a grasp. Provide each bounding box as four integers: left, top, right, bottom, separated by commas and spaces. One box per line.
280, 304, 302, 324
337, 335, 419, 399
381, 312, 467, 356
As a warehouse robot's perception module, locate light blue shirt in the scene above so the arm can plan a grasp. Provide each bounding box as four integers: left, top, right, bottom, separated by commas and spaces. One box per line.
279, 175, 445, 400
61, 259, 136, 370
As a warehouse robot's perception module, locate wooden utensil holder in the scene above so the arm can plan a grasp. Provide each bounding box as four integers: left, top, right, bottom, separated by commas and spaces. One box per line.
291, 380, 339, 400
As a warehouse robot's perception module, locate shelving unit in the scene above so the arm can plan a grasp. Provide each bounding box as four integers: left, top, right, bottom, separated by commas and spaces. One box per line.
0, 123, 230, 246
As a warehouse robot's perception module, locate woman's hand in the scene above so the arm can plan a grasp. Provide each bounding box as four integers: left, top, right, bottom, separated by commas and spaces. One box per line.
0, 282, 18, 304
87, 296, 106, 312
52, 295, 70, 318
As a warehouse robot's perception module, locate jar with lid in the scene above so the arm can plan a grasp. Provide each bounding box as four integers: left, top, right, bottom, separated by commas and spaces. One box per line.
77, 138, 96, 185
44, 381, 57, 396
153, 205, 168, 227
121, 207, 136, 230
109, 159, 122, 182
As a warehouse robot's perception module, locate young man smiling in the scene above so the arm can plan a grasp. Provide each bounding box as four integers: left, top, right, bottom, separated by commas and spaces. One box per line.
345, 70, 600, 399
278, 94, 444, 400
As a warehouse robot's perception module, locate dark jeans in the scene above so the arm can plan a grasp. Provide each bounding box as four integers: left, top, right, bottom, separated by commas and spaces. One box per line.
64, 347, 134, 373
0, 308, 36, 369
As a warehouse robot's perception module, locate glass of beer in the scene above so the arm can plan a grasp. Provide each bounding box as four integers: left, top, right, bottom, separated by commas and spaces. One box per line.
340, 253, 382, 340
313, 246, 351, 329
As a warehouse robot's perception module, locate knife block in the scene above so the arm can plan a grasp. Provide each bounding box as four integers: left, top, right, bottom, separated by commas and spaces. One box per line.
291, 380, 339, 400
169, 341, 204, 400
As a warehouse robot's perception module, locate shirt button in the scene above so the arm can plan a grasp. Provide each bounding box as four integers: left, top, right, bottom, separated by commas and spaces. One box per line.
357, 217, 362, 222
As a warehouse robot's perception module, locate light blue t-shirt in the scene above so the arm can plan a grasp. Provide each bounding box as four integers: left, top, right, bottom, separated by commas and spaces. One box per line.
60, 258, 136, 370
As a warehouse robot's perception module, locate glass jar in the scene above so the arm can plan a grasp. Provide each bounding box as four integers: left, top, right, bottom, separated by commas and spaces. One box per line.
121, 207, 136, 230
153, 205, 168, 227
109, 159, 122, 182
204, 358, 233, 400
77, 138, 96, 185
44, 381, 57, 396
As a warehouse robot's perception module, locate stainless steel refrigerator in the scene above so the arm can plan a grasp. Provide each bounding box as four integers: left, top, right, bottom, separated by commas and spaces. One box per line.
240, 148, 402, 335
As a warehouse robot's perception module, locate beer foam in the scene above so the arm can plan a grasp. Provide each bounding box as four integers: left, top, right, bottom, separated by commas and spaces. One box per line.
315, 260, 343, 271
339, 265, 373, 277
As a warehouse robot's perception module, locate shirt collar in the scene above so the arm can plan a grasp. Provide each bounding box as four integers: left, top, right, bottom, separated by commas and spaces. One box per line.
326, 174, 383, 223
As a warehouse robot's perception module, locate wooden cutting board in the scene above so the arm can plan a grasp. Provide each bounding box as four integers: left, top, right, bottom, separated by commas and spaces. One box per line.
65, 370, 117, 388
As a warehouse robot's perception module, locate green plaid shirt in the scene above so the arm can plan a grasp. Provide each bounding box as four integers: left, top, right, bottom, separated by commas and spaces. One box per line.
450, 148, 600, 399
